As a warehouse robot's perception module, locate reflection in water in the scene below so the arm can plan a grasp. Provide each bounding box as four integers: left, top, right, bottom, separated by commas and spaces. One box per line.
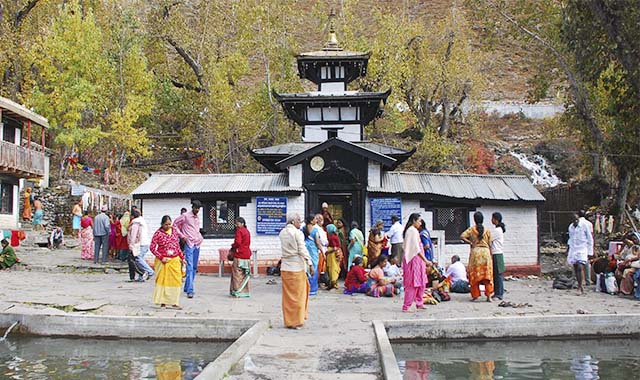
404, 360, 430, 380
469, 361, 495, 380
156, 360, 182, 380
570, 355, 598, 380
0, 337, 229, 380
395, 339, 640, 380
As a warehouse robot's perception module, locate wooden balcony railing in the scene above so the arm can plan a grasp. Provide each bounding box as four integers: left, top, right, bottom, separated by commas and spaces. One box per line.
0, 139, 46, 177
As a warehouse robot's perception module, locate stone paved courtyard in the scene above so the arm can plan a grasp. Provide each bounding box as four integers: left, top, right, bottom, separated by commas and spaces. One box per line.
2, 246, 639, 379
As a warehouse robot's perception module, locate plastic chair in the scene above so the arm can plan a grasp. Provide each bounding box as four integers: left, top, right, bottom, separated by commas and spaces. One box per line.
218, 248, 230, 277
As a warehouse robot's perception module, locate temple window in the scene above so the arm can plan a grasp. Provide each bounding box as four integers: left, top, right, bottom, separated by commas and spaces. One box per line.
202, 200, 240, 238
433, 207, 471, 244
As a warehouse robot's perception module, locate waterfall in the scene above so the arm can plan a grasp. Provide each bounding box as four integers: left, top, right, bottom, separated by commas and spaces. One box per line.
0, 321, 19, 341
510, 152, 563, 187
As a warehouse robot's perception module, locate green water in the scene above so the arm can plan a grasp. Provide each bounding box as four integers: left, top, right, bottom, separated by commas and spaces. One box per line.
0, 336, 229, 379
393, 339, 640, 380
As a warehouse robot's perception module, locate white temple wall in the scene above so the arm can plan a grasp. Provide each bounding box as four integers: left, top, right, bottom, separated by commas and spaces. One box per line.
140, 195, 306, 264
303, 124, 361, 142
438, 205, 538, 268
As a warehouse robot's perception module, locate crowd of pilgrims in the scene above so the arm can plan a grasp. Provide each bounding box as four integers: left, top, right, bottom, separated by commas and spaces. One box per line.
304, 203, 508, 310
70, 199, 509, 315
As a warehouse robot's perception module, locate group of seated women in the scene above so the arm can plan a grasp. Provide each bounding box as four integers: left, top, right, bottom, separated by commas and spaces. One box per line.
343, 253, 452, 305
592, 231, 640, 298
613, 232, 640, 298
344, 255, 402, 297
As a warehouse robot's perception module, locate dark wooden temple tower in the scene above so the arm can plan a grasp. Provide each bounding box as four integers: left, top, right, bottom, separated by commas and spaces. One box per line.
252, 12, 414, 225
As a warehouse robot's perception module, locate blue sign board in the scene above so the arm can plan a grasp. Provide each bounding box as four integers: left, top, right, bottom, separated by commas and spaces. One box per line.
370, 198, 402, 231
256, 197, 287, 235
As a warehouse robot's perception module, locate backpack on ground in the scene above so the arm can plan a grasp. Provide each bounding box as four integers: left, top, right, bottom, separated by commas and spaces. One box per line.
552, 275, 575, 290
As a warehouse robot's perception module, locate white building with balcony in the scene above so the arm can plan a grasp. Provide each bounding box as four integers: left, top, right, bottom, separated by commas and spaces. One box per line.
0, 96, 50, 230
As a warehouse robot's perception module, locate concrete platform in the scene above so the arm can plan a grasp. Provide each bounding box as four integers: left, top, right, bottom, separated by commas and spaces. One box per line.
2, 247, 640, 379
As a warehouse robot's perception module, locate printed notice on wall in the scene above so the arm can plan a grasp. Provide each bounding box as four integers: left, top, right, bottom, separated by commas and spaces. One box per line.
370, 198, 402, 231
256, 197, 288, 235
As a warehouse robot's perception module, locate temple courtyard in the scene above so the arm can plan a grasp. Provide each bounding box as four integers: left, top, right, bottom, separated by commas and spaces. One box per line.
1, 247, 639, 379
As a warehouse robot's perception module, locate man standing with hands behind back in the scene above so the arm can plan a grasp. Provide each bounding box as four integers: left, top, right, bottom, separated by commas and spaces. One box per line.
174, 200, 203, 299
387, 215, 404, 263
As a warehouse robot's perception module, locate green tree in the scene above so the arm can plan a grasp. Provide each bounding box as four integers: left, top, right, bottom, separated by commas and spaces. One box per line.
563, 0, 640, 226
26, 1, 110, 152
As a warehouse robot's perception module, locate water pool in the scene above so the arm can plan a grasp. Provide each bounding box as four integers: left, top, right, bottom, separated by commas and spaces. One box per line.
393, 338, 640, 379
0, 336, 229, 379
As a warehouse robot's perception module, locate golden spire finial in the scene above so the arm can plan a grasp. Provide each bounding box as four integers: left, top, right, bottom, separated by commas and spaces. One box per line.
323, 7, 341, 51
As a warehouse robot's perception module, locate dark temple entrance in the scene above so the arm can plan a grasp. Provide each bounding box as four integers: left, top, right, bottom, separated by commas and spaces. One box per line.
306, 189, 364, 227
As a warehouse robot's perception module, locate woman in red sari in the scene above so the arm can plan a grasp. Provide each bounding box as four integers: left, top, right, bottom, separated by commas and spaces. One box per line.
229, 217, 251, 298
150, 215, 184, 309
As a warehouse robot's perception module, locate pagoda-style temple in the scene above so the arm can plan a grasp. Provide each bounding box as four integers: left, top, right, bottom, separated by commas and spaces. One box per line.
133, 14, 544, 276
251, 17, 415, 224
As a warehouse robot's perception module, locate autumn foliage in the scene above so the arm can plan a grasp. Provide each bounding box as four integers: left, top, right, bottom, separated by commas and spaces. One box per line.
464, 141, 495, 174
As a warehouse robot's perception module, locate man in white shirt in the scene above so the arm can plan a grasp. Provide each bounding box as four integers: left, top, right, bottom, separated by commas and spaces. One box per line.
279, 214, 313, 329
568, 212, 593, 295
387, 215, 404, 263
445, 255, 470, 293
579, 210, 595, 286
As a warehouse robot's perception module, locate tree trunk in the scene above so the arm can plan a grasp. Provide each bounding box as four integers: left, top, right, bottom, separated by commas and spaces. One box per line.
439, 97, 451, 137
614, 167, 632, 232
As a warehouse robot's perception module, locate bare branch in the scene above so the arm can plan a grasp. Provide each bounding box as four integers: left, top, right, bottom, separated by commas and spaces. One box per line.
484, 0, 604, 148
14, 0, 39, 28
170, 79, 206, 93
164, 36, 209, 94
162, 1, 183, 20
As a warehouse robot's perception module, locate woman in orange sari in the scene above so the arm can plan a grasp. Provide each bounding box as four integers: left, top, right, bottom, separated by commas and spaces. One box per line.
22, 187, 32, 221
460, 211, 494, 302
367, 221, 384, 269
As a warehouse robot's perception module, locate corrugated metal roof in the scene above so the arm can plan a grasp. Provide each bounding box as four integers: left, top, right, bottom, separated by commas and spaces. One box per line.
369, 172, 545, 202
252, 142, 412, 156
132, 173, 300, 196
0, 96, 49, 128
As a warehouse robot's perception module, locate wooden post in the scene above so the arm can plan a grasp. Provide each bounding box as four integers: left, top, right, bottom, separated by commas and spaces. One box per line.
41, 127, 45, 150
27, 120, 31, 148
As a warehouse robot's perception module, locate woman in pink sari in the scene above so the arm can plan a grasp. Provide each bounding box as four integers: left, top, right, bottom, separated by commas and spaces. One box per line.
80, 211, 94, 260
401, 213, 429, 312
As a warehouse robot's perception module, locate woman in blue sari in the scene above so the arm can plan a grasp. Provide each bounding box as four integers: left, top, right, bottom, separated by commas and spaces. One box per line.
348, 221, 364, 269
420, 220, 434, 262
302, 216, 321, 296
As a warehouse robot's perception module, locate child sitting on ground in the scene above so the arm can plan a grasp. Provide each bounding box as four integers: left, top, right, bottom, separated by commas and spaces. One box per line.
383, 255, 403, 287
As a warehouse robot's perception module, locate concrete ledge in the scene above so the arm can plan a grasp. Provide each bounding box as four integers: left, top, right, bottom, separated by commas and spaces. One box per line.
384, 314, 640, 341
0, 313, 256, 340
373, 320, 402, 380
196, 320, 270, 380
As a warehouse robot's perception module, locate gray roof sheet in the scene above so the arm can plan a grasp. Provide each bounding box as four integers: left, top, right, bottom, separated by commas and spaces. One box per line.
0, 96, 49, 128
369, 172, 545, 202
252, 142, 412, 156
132, 173, 300, 196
